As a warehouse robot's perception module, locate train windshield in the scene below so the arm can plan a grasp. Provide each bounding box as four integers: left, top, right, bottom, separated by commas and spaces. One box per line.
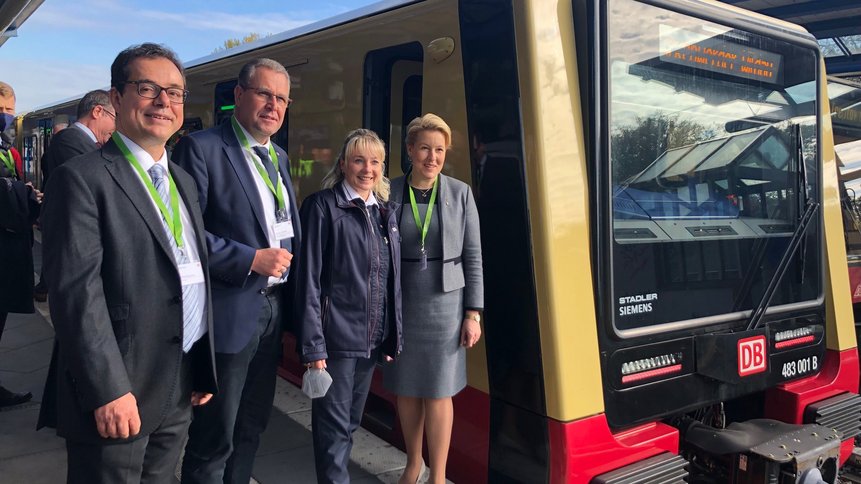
607, 0, 821, 334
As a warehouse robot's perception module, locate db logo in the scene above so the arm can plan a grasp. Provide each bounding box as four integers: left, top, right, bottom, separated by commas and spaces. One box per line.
738, 336, 767, 376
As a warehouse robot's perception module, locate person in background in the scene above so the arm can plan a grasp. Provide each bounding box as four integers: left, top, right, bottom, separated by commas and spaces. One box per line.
34, 89, 116, 302
294, 129, 402, 484
37, 43, 217, 483
383, 113, 483, 484
0, 80, 41, 408
175, 58, 301, 484
42, 89, 116, 188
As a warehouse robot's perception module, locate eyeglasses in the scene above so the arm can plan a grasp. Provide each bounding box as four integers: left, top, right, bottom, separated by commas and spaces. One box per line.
242, 85, 292, 108
101, 107, 116, 119
125, 80, 189, 104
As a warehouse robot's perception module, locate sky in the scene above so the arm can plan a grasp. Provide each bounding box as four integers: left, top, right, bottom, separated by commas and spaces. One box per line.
0, 0, 379, 112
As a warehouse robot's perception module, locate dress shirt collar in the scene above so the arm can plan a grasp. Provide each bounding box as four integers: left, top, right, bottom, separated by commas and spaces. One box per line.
341, 180, 378, 207
233, 117, 272, 152
74, 122, 98, 144
115, 131, 168, 172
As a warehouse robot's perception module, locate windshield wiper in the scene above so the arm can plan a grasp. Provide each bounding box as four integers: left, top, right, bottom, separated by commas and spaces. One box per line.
746, 124, 817, 331
745, 199, 818, 331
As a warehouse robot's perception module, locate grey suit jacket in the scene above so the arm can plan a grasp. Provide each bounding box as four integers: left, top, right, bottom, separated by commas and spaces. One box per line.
37, 138, 217, 443
391, 174, 484, 309
42, 125, 98, 189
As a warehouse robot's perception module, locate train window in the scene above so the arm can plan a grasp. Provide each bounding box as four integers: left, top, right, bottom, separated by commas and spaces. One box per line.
606, 0, 821, 333
213, 80, 238, 127
363, 42, 423, 176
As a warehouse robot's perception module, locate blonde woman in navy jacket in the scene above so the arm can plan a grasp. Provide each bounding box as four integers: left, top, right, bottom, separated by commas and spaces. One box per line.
383, 114, 484, 484
295, 129, 402, 484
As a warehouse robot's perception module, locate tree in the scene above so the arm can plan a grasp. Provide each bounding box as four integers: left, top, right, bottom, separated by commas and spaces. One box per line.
212, 33, 268, 54
611, 112, 711, 184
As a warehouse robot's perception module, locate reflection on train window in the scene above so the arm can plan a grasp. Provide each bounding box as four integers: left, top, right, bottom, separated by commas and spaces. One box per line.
606, 0, 821, 333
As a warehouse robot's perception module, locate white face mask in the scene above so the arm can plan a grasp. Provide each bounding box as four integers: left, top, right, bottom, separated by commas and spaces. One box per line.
301, 367, 332, 399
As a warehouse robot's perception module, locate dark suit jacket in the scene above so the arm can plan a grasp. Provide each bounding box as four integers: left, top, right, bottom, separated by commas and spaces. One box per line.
37, 138, 217, 443
0, 176, 39, 313
173, 121, 302, 354
42, 125, 99, 189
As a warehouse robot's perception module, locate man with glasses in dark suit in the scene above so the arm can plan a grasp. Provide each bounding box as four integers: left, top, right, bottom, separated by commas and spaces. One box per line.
38, 43, 217, 484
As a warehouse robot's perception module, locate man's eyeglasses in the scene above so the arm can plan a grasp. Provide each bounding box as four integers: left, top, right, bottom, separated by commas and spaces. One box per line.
100, 107, 116, 119
242, 86, 292, 109
125, 80, 189, 104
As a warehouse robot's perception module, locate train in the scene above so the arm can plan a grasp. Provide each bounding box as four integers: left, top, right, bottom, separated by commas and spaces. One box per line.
16, 0, 861, 482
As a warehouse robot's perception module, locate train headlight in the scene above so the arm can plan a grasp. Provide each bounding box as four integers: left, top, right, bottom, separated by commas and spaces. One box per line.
621, 352, 683, 384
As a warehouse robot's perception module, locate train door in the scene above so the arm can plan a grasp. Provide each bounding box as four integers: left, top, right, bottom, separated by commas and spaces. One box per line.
387, 60, 422, 178
363, 42, 423, 178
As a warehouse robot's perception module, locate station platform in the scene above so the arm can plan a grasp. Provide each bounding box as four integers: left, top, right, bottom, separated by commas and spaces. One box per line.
0, 237, 426, 484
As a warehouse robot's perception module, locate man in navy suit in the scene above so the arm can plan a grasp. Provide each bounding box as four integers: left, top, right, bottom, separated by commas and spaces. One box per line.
175, 58, 301, 484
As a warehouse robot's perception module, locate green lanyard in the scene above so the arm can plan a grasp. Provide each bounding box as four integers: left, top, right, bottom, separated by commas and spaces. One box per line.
112, 132, 185, 248
231, 116, 285, 211
408, 174, 438, 252
0, 150, 15, 177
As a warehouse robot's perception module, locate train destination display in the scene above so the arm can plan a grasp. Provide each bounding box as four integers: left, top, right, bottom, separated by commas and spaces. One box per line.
659, 25, 784, 84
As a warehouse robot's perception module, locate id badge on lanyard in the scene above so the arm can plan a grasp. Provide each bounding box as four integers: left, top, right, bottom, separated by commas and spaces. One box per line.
273, 209, 294, 240
178, 261, 205, 286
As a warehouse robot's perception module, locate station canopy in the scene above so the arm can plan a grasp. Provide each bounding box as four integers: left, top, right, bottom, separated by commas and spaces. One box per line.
0, 0, 43, 48
721, 0, 861, 79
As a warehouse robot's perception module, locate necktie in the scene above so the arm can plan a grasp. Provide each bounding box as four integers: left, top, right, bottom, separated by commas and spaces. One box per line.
252, 146, 292, 255
252, 146, 279, 189
148, 164, 206, 352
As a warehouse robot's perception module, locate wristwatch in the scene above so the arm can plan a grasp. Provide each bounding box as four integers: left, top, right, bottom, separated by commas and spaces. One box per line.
468, 313, 481, 323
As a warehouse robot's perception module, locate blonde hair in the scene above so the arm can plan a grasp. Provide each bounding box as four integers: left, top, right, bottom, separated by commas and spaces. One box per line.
321, 128, 391, 201
405, 113, 451, 149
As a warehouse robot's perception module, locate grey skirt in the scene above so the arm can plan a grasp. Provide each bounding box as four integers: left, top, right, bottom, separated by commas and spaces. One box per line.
383, 259, 466, 398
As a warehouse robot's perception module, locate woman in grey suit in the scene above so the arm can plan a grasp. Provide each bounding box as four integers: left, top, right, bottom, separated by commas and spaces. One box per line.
383, 114, 483, 484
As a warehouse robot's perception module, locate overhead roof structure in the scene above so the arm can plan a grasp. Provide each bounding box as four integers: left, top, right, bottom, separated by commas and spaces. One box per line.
720, 0, 861, 77
0, 0, 43, 48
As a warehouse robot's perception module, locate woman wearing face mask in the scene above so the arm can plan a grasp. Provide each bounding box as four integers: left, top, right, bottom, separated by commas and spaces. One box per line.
0, 81, 41, 407
383, 113, 484, 484
294, 128, 403, 484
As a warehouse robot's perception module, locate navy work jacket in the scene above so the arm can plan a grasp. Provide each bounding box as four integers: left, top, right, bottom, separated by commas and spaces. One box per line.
294, 185, 403, 363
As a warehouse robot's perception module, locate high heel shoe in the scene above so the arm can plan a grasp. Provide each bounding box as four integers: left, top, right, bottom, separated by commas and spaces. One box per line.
398, 461, 427, 484
416, 461, 428, 483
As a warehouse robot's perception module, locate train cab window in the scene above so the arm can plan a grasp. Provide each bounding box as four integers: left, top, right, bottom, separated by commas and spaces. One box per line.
363, 42, 423, 178
605, 0, 821, 334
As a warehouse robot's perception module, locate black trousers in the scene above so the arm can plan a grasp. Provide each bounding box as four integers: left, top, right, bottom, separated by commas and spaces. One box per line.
0, 311, 6, 345
181, 292, 282, 484
311, 350, 379, 484
65, 353, 193, 484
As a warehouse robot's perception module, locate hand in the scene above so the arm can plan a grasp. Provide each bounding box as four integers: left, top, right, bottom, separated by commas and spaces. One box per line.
308, 359, 327, 369
24, 182, 43, 202
94, 392, 141, 439
191, 392, 213, 406
251, 248, 293, 278
460, 317, 482, 348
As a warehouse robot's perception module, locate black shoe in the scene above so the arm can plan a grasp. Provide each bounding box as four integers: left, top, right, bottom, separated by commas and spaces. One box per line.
34, 281, 48, 302
0, 386, 32, 407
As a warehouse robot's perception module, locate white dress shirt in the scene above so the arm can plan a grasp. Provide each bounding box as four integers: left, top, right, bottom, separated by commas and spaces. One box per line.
234, 120, 293, 286
73, 122, 97, 144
